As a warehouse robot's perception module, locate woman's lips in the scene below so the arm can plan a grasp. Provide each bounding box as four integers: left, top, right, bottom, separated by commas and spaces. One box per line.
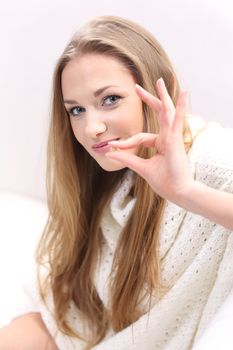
92, 138, 120, 154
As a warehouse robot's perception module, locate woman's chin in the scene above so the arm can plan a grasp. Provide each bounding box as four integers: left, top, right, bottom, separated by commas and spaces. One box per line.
97, 158, 126, 172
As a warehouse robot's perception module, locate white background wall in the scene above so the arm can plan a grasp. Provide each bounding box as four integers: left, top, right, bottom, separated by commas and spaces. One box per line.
0, 0, 233, 200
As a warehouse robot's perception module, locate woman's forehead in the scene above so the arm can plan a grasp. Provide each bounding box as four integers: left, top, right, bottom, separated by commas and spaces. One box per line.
61, 54, 135, 99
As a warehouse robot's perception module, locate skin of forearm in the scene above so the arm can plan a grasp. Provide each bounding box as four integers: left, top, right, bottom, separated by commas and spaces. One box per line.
175, 181, 233, 230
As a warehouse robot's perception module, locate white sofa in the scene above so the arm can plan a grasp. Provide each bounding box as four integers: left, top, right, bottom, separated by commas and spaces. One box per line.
0, 190, 47, 327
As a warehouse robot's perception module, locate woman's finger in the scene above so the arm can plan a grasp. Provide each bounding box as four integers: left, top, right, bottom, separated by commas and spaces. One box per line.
156, 78, 175, 126
106, 150, 148, 178
108, 133, 158, 149
136, 80, 176, 131
135, 84, 162, 112
172, 91, 189, 135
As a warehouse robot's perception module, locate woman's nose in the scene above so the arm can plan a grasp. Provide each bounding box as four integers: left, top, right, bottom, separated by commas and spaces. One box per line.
85, 112, 107, 138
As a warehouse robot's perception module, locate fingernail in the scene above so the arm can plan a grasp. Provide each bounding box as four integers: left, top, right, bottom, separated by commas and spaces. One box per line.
157, 77, 164, 85
135, 83, 144, 90
110, 147, 119, 152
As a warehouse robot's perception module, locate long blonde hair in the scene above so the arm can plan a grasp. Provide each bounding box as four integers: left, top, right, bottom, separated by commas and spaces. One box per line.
37, 15, 192, 348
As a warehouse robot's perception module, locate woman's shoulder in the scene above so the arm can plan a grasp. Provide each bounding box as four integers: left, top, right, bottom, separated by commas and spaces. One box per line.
187, 115, 233, 190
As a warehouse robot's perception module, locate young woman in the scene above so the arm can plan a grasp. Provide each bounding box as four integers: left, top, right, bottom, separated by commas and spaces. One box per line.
0, 15, 233, 350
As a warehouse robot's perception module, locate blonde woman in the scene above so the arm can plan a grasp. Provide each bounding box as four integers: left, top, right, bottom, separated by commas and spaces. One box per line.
0, 16, 233, 350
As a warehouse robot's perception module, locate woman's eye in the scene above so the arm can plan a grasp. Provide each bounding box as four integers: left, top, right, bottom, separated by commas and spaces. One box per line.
68, 106, 85, 117
102, 95, 121, 106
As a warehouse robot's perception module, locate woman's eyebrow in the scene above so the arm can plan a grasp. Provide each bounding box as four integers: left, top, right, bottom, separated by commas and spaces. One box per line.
64, 99, 78, 105
93, 85, 119, 97
64, 85, 120, 105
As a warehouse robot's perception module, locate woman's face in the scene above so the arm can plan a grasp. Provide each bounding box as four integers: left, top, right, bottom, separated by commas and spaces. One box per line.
61, 53, 144, 171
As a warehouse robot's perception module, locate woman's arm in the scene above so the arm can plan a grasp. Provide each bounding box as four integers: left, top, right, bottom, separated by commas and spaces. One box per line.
174, 181, 233, 230
0, 312, 57, 350
107, 78, 233, 230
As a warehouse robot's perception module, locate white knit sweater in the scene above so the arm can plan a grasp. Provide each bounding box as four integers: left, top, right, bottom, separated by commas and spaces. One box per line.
12, 117, 233, 349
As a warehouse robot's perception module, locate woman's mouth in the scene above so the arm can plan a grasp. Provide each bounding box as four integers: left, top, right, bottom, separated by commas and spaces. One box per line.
92, 138, 120, 154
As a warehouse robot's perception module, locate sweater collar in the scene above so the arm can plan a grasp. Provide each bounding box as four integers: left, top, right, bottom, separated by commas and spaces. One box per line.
100, 170, 136, 251
109, 170, 136, 227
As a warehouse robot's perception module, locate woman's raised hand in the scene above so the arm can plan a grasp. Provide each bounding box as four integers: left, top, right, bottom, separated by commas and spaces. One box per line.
106, 78, 193, 202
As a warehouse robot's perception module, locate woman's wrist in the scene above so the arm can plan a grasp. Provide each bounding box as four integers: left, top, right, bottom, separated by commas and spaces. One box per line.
173, 181, 233, 230
174, 180, 206, 215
